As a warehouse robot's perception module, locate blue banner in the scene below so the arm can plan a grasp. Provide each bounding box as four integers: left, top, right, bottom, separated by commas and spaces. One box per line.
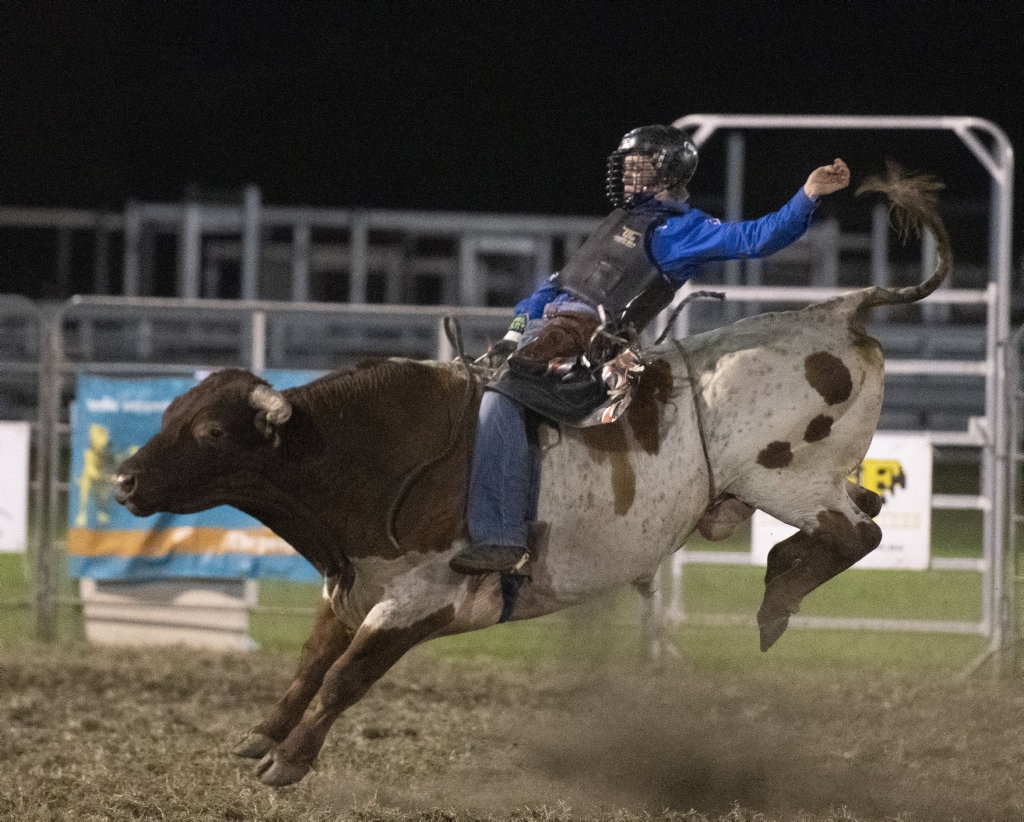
68, 370, 323, 583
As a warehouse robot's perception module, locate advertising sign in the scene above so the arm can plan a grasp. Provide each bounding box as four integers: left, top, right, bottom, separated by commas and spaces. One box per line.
0, 421, 31, 553
751, 433, 933, 570
68, 371, 322, 582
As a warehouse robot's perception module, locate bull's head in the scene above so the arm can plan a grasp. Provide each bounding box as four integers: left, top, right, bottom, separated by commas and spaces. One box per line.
115, 369, 293, 517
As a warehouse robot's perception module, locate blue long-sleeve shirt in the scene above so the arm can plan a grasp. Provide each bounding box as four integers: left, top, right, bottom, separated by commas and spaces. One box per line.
512, 187, 819, 322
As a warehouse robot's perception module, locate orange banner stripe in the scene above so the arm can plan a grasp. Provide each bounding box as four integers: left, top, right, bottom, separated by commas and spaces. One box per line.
67, 527, 299, 559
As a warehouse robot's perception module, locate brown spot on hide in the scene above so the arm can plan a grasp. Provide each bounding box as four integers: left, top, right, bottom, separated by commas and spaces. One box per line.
625, 358, 673, 455
757, 441, 793, 469
581, 424, 636, 515
803, 415, 834, 443
804, 352, 852, 405
578, 358, 673, 514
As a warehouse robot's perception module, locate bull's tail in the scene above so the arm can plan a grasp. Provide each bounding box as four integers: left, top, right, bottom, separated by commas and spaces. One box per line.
854, 160, 953, 310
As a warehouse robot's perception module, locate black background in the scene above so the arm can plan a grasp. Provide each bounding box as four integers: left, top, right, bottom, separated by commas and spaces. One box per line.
1, 1, 1021, 292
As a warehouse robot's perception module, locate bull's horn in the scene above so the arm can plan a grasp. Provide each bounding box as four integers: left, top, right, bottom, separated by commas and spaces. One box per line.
249, 384, 292, 441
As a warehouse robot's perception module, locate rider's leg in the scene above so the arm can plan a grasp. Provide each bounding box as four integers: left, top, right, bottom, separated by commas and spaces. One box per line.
450, 390, 536, 574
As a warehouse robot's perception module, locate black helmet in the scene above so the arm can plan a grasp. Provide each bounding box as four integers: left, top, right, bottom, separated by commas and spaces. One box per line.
605, 125, 699, 207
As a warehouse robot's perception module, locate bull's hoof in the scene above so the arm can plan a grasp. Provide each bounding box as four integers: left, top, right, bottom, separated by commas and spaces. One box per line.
757, 591, 799, 651
758, 614, 791, 652
255, 751, 311, 787
233, 731, 277, 759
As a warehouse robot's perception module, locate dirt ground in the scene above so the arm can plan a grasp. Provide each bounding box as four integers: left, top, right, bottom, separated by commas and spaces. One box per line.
1, 638, 1022, 822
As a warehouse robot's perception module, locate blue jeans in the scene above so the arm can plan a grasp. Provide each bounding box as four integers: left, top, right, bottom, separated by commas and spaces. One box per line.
466, 390, 541, 549
467, 299, 596, 548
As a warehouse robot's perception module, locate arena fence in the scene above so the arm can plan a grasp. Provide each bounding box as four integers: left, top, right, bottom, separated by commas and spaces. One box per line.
648, 114, 1017, 668
649, 284, 1000, 656
15, 285, 1011, 658
1007, 325, 1024, 670
0, 296, 44, 623
29, 296, 510, 639
8, 114, 1016, 661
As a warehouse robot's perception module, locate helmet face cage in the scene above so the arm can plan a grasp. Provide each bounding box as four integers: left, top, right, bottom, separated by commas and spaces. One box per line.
605, 126, 698, 207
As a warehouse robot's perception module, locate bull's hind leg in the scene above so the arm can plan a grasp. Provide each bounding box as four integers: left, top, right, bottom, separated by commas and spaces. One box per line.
235, 600, 354, 759
757, 492, 882, 651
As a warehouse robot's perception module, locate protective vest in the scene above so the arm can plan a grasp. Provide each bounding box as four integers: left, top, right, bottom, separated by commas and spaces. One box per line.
553, 206, 677, 332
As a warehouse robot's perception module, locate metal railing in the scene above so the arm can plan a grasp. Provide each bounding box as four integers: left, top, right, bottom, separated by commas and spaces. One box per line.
1005, 326, 1024, 671
650, 282, 1000, 644
653, 114, 1015, 669
19, 288, 1005, 649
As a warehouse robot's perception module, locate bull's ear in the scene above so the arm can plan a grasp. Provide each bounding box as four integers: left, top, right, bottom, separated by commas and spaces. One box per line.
249, 384, 292, 446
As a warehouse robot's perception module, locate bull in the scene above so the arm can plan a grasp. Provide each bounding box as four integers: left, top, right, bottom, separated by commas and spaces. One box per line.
115, 165, 951, 786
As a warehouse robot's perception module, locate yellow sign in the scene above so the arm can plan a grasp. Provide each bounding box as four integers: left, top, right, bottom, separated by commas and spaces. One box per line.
851, 458, 907, 501
753, 433, 932, 570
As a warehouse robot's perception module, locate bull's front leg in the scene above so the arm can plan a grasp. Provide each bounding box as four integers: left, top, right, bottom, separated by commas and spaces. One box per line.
235, 599, 354, 759
254, 598, 457, 786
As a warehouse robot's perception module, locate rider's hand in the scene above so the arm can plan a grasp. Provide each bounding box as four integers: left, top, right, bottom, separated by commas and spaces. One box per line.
480, 338, 517, 368
804, 158, 851, 198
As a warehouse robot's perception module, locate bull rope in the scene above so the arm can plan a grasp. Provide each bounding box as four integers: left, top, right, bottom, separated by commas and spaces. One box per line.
672, 339, 718, 508
383, 323, 479, 554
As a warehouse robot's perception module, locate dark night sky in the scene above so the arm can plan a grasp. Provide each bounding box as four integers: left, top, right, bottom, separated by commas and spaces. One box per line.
0, 2, 1021, 239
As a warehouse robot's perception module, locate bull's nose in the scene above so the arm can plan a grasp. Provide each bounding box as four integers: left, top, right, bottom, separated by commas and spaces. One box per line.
114, 472, 136, 503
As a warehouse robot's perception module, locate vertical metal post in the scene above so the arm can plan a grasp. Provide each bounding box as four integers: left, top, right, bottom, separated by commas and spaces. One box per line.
140, 215, 157, 296
1006, 327, 1024, 674
92, 220, 110, 295
981, 282, 999, 647
34, 310, 62, 642
241, 185, 262, 300
723, 132, 745, 317
534, 236, 553, 291
55, 228, 73, 297
436, 316, 453, 361
993, 149, 1015, 676
122, 200, 142, 296
813, 219, 840, 287
349, 211, 369, 303
458, 234, 480, 305
250, 309, 267, 373
870, 202, 890, 288
178, 201, 202, 298
291, 222, 311, 302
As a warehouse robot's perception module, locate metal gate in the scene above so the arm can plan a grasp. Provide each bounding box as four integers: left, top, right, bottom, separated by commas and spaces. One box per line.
1007, 326, 1024, 667
648, 114, 1016, 661
0, 296, 45, 630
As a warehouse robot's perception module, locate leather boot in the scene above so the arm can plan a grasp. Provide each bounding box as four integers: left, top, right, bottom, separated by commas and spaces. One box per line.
449, 543, 530, 575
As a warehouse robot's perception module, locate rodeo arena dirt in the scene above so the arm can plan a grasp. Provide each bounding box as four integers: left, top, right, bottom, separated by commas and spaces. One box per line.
4, 637, 1024, 821
2, 116, 1021, 821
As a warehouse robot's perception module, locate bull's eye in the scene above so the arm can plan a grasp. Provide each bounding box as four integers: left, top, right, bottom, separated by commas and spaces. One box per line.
196, 422, 225, 442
